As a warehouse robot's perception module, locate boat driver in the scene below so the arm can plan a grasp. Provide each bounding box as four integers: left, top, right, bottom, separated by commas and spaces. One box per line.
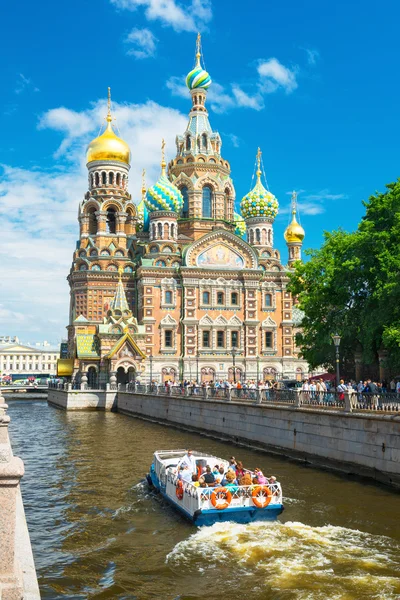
177, 449, 197, 474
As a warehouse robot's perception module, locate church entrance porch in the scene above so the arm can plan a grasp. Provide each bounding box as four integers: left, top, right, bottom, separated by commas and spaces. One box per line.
116, 366, 136, 385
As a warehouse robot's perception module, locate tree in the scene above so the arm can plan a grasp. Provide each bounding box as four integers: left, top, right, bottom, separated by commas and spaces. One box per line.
289, 179, 400, 375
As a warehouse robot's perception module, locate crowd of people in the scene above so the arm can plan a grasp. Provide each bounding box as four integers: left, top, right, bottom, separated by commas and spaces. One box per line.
174, 450, 278, 491
301, 378, 400, 395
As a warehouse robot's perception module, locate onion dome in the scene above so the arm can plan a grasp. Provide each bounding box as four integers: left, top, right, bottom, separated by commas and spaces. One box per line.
240, 148, 279, 220
234, 212, 246, 238
86, 88, 131, 165
144, 140, 183, 213
186, 33, 212, 90
284, 191, 305, 243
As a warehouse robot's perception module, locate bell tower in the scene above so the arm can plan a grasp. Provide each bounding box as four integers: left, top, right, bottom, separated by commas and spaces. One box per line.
168, 34, 235, 240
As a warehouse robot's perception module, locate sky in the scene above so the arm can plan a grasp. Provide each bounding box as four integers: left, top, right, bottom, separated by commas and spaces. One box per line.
1, 0, 400, 345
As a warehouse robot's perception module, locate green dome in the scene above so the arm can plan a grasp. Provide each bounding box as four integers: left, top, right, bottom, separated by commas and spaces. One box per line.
241, 177, 279, 221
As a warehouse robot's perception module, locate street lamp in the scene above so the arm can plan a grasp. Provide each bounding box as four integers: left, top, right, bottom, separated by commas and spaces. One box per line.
231, 346, 237, 383
332, 333, 341, 387
196, 352, 199, 384
256, 355, 260, 384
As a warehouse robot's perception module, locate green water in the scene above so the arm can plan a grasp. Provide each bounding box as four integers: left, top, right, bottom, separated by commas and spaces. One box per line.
7, 400, 400, 600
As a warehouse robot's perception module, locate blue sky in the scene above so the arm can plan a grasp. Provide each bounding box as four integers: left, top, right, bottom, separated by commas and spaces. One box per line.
1, 0, 399, 343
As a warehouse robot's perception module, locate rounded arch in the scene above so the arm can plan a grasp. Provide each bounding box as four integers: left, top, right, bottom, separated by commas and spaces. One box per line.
105, 206, 117, 234
106, 263, 118, 271
87, 365, 98, 388
109, 171, 114, 185
116, 172, 121, 186
91, 264, 101, 271
228, 366, 243, 383
150, 245, 158, 253
95, 172, 100, 187
86, 206, 97, 235
125, 203, 138, 218
162, 245, 173, 253
202, 184, 214, 218
114, 249, 125, 257
101, 171, 107, 185
201, 366, 215, 383
102, 199, 123, 212
162, 366, 177, 383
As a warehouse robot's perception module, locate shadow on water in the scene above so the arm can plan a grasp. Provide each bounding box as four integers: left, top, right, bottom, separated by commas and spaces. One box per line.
7, 400, 400, 600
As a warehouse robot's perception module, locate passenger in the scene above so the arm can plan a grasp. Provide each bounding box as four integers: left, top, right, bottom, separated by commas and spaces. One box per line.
228, 456, 237, 471
239, 472, 253, 486
218, 466, 225, 478
181, 466, 192, 483
222, 470, 238, 486
177, 449, 197, 474
212, 464, 220, 477
203, 465, 216, 486
192, 474, 200, 487
255, 469, 267, 485
235, 461, 245, 479
269, 475, 279, 494
199, 477, 207, 488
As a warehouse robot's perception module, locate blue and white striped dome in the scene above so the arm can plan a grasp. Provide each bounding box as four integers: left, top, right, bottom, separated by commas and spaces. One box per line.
145, 173, 183, 214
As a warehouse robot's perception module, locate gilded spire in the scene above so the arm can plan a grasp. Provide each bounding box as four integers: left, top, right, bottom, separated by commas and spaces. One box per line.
106, 87, 112, 123
161, 139, 166, 176
195, 32, 201, 67
291, 190, 297, 215
141, 168, 146, 200
110, 266, 130, 314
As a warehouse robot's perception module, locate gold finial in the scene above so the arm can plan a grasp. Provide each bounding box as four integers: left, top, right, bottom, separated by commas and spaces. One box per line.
106, 87, 112, 123
161, 139, 166, 175
141, 168, 146, 199
195, 32, 201, 66
256, 147, 262, 179
118, 265, 124, 278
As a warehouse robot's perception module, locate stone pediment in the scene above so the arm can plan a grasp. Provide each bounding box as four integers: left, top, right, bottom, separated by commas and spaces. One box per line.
229, 315, 243, 326
199, 315, 213, 325
184, 230, 258, 270
105, 332, 145, 359
214, 315, 228, 325
160, 314, 178, 325
262, 316, 277, 328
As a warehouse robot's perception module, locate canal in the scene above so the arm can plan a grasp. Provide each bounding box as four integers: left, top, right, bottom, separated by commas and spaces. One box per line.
7, 400, 400, 600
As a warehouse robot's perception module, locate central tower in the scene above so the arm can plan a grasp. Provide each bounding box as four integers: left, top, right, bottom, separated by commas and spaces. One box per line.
168, 34, 235, 240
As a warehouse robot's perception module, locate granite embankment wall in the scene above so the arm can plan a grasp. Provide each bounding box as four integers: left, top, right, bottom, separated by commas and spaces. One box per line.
117, 393, 400, 488
0, 400, 41, 599
48, 388, 117, 411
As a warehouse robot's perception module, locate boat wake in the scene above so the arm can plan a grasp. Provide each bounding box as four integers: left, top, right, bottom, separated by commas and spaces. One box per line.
166, 521, 400, 599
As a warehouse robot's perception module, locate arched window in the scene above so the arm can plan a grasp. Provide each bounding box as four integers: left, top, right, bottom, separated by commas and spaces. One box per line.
202, 133, 207, 149
157, 223, 162, 238
150, 245, 158, 254
156, 260, 166, 267
202, 186, 213, 218
164, 223, 169, 238
101, 172, 107, 185
106, 207, 116, 234
109, 172, 114, 185
202, 291, 210, 304
163, 246, 172, 253
90, 174, 94, 188
88, 207, 97, 235
116, 173, 121, 186
95, 172, 100, 186
181, 186, 189, 218
152, 224, 156, 239
217, 292, 224, 305
170, 223, 175, 238
186, 136, 191, 151
91, 264, 101, 271
122, 175, 126, 189
256, 229, 261, 243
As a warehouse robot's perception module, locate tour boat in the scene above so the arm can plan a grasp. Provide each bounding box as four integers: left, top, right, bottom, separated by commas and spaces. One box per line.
146, 449, 284, 526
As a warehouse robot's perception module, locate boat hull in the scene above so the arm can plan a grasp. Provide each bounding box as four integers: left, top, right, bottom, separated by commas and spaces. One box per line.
148, 465, 284, 526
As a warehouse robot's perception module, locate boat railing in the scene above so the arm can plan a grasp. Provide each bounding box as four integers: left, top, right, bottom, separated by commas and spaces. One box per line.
167, 470, 282, 507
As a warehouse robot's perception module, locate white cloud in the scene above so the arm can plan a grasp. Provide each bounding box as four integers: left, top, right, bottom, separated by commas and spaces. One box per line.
280, 189, 348, 217
125, 27, 157, 58
0, 98, 187, 342
15, 73, 40, 95
232, 85, 264, 111
302, 48, 320, 66
110, 0, 212, 32
257, 58, 298, 94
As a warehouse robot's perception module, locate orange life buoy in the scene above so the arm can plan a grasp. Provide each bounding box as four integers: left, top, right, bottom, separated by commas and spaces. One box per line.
210, 487, 232, 510
176, 479, 184, 501
252, 485, 272, 508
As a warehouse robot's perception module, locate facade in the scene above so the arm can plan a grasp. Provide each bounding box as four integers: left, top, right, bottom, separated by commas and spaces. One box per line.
60, 38, 309, 386
0, 340, 59, 379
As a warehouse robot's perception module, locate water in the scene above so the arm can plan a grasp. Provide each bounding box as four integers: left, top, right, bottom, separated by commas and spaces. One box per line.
7, 400, 400, 600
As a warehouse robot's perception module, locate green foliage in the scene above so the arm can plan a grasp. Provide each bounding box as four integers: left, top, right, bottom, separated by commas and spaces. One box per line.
289, 179, 400, 373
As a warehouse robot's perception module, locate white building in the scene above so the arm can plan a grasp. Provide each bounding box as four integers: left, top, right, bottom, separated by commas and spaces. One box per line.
0, 340, 59, 379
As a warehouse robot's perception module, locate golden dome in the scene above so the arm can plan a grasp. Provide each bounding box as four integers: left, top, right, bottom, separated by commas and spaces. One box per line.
284, 212, 305, 243
86, 88, 131, 165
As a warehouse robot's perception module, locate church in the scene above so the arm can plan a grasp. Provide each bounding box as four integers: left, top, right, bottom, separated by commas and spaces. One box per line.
57, 36, 309, 387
